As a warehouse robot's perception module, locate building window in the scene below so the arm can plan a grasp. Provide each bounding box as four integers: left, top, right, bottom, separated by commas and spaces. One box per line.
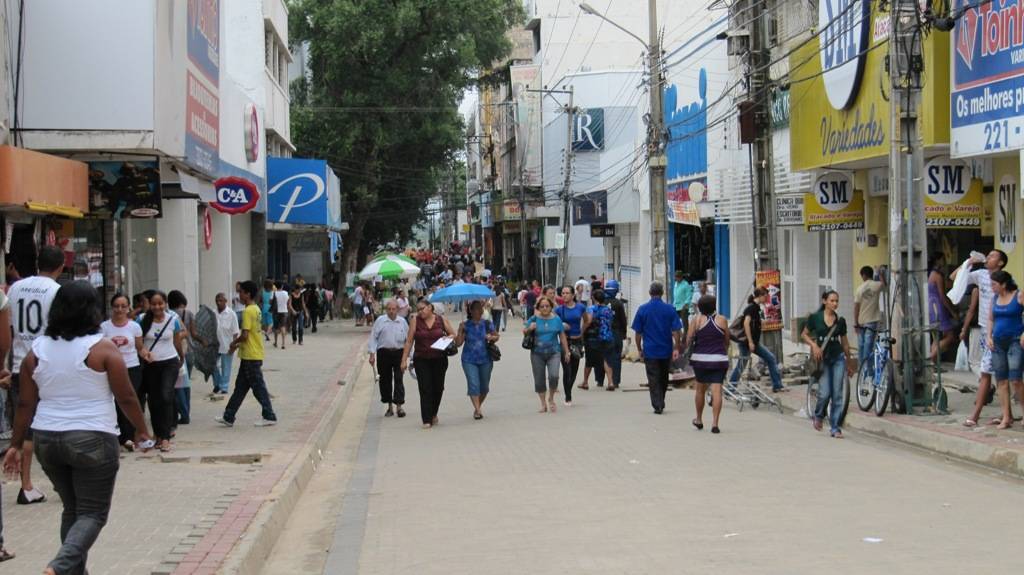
265, 29, 273, 70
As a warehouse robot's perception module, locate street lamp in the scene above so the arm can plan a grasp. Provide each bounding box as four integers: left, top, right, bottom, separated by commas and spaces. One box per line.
579, 1, 670, 289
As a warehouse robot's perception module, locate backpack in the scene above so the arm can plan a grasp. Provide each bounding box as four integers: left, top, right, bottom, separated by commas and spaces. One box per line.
728, 314, 747, 343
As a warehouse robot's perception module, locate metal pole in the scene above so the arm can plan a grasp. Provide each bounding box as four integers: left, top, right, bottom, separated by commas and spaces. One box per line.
558, 88, 575, 287
648, 0, 669, 288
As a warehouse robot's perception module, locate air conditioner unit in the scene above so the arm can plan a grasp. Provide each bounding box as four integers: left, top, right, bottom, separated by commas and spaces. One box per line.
722, 28, 750, 56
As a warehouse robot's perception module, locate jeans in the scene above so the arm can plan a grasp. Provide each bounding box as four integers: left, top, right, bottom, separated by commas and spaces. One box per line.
414, 356, 448, 424
813, 355, 848, 433
175, 387, 191, 424
33, 429, 120, 575
729, 343, 783, 390
531, 351, 561, 393
376, 349, 405, 404
561, 338, 582, 401
291, 312, 305, 344
990, 336, 1024, 381
115, 366, 143, 444
142, 359, 179, 441
644, 358, 671, 411
308, 307, 319, 333
858, 322, 878, 367
492, 310, 504, 331
222, 360, 277, 424
213, 353, 234, 393
462, 360, 494, 396
607, 337, 624, 385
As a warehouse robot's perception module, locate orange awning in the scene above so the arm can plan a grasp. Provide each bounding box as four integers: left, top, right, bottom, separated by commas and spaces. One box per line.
0, 146, 88, 214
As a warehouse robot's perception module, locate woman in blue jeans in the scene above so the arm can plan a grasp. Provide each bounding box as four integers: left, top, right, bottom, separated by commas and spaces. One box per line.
456, 300, 499, 420
802, 290, 855, 438
987, 270, 1024, 429
524, 296, 570, 413
3, 281, 152, 575
729, 288, 786, 392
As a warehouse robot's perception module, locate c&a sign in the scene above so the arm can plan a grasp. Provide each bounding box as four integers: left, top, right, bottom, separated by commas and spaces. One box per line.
924, 157, 982, 228
804, 171, 865, 231
211, 177, 259, 214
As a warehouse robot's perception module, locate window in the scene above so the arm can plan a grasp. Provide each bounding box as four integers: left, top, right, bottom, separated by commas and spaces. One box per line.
818, 232, 833, 280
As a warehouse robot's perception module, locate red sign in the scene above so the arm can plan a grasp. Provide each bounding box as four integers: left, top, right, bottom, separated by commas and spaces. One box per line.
244, 103, 259, 163
203, 207, 213, 249
755, 270, 783, 332
211, 177, 259, 214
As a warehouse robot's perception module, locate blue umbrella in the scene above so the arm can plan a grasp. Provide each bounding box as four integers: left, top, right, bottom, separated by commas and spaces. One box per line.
428, 283, 496, 303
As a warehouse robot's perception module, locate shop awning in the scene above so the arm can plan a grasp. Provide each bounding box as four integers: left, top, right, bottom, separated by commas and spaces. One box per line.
0, 146, 88, 213
178, 172, 217, 203
25, 201, 84, 219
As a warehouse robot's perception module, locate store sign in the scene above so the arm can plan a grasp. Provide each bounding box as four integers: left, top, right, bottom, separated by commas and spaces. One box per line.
924, 157, 982, 228
667, 179, 706, 227
211, 177, 259, 214
804, 171, 865, 231
755, 270, 783, 331
590, 224, 615, 238
868, 167, 889, 197
244, 103, 259, 164
666, 70, 710, 228
267, 158, 339, 226
572, 108, 604, 151
998, 175, 1018, 252
819, 0, 870, 110
87, 160, 162, 218
951, 0, 1024, 157
775, 195, 804, 227
185, 0, 220, 175
510, 65, 542, 187
572, 190, 608, 224
502, 200, 521, 221
770, 89, 790, 128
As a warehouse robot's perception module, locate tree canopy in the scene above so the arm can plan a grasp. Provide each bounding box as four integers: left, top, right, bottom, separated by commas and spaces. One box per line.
289, 0, 523, 290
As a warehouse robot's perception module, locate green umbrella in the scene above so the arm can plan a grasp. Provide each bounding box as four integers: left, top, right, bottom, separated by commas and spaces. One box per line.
357, 257, 420, 280
372, 252, 418, 265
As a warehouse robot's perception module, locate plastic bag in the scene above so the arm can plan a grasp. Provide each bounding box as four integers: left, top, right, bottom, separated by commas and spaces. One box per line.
955, 340, 969, 371
946, 258, 974, 304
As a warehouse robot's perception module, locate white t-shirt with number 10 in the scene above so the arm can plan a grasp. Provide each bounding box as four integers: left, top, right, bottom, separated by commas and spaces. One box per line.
8, 275, 61, 374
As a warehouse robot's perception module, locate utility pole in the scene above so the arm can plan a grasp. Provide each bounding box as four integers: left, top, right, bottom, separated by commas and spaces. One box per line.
745, 0, 781, 360
558, 89, 575, 287
889, 0, 929, 411
647, 0, 670, 288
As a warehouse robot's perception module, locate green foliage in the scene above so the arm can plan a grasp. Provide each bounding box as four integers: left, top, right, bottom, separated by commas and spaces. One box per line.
289, 0, 523, 276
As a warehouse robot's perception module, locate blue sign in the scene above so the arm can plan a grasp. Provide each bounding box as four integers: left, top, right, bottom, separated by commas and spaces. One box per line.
187, 0, 220, 83
951, 0, 1024, 156
572, 108, 604, 151
267, 158, 335, 226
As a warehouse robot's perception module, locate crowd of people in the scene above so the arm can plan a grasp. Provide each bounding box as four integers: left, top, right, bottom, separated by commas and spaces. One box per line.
0, 245, 314, 571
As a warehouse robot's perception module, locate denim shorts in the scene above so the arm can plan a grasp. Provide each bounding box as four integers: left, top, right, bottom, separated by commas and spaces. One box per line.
462, 361, 493, 396
990, 336, 1023, 381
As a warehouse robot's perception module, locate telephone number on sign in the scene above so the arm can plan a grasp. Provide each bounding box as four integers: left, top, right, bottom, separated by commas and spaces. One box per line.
808, 222, 864, 231
926, 217, 980, 227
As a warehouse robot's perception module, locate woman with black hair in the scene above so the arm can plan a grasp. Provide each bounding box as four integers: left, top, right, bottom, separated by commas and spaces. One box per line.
802, 290, 855, 438
101, 293, 144, 451
167, 290, 200, 426
928, 253, 958, 364
139, 291, 186, 452
987, 270, 1024, 429
2, 281, 151, 575
687, 295, 730, 433
728, 288, 785, 392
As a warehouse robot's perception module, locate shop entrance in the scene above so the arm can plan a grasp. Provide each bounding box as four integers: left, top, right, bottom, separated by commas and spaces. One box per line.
671, 219, 716, 282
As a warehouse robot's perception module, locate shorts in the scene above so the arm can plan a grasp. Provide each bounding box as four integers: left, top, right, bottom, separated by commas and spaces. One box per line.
990, 336, 1023, 381
353, 303, 365, 319
693, 366, 727, 384
273, 312, 286, 330
10, 374, 32, 440
980, 335, 994, 375
261, 309, 272, 327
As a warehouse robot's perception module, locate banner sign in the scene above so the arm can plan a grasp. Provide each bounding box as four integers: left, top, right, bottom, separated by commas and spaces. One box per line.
501, 200, 521, 221
755, 269, 783, 331
804, 171, 865, 231
572, 190, 608, 224
775, 195, 804, 227
572, 108, 604, 151
951, 0, 1024, 157
667, 178, 706, 226
185, 0, 220, 175
666, 69, 710, 228
590, 224, 615, 237
211, 176, 259, 214
510, 64, 542, 187
998, 175, 1019, 253
88, 161, 162, 218
924, 157, 982, 228
267, 158, 340, 228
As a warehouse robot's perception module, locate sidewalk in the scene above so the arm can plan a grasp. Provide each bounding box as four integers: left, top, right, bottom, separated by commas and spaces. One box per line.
0, 319, 368, 575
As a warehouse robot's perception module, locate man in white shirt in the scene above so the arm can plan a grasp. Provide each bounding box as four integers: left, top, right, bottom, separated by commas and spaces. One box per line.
214, 293, 240, 396
273, 285, 290, 348
353, 283, 366, 326
7, 245, 64, 505
955, 250, 1009, 426
575, 277, 591, 306
368, 300, 409, 417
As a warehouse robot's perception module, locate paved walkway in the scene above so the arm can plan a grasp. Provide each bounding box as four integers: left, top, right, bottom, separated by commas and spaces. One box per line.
1, 318, 366, 575
266, 317, 1024, 574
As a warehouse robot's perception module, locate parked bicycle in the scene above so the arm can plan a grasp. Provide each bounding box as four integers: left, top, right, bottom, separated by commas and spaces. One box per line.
854, 325, 897, 415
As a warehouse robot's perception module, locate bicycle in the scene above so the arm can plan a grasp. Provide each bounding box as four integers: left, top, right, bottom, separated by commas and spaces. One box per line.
854, 325, 897, 415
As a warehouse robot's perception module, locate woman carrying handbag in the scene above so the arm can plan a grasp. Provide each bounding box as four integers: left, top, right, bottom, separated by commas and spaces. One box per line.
401, 301, 456, 429
802, 290, 856, 438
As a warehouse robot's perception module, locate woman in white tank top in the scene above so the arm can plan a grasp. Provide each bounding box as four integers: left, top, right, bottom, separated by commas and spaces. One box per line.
1, 281, 151, 575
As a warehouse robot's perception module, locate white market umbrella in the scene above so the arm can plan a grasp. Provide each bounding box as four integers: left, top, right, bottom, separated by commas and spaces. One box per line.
357, 258, 420, 280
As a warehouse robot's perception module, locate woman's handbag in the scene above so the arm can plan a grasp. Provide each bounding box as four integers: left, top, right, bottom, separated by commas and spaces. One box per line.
487, 342, 502, 361
808, 320, 841, 379
569, 339, 584, 360
522, 331, 536, 350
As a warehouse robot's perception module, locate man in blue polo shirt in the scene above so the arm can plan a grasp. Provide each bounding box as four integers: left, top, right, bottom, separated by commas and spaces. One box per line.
632, 281, 683, 414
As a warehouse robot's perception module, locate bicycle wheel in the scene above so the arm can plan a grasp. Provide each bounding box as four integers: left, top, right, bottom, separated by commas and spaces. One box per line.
838, 374, 851, 425
855, 360, 875, 412
874, 360, 894, 416
806, 379, 820, 419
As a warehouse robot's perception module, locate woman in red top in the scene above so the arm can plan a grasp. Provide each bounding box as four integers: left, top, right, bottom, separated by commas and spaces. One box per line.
401, 300, 456, 428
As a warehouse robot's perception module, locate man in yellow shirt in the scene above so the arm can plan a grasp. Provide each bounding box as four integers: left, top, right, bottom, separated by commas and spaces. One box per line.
216, 281, 277, 427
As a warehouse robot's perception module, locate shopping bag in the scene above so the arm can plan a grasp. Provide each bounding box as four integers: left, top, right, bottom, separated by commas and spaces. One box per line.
954, 340, 969, 371
947, 259, 973, 304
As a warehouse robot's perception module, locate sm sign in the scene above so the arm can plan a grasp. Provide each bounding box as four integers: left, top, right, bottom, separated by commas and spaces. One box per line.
924, 157, 981, 229
572, 108, 604, 151
804, 171, 864, 231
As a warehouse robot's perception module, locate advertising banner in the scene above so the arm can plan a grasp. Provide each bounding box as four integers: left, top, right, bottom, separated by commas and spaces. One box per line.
510, 64, 542, 187
572, 190, 608, 225
501, 200, 521, 221
804, 171, 865, 231
998, 175, 1019, 253
775, 195, 804, 227
88, 161, 161, 218
755, 269, 783, 331
667, 178, 706, 226
267, 158, 338, 227
572, 108, 604, 151
185, 0, 220, 175
924, 157, 982, 228
951, 0, 1024, 157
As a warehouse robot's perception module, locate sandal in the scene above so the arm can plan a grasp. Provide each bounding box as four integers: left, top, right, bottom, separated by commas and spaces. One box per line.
606, 385, 617, 391
997, 420, 1013, 430
578, 383, 590, 390
158, 440, 172, 452
962, 419, 978, 428
473, 412, 483, 420
0, 547, 13, 562
692, 419, 704, 431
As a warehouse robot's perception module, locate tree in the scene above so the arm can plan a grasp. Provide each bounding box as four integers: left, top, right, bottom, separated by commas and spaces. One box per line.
289, 0, 523, 300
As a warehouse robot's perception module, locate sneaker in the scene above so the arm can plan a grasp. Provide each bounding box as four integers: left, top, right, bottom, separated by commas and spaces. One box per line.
564, 401, 573, 407
214, 416, 234, 427
17, 488, 46, 505
254, 418, 277, 427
